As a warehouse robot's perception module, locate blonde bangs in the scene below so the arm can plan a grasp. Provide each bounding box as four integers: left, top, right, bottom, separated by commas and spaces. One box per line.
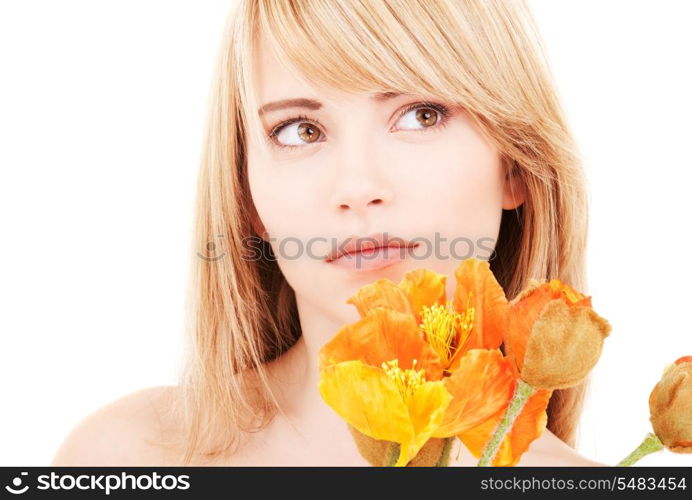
241, 1, 573, 180
256, 0, 469, 96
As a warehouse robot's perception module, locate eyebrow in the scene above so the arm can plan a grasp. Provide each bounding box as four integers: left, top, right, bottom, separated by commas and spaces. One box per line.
257, 91, 402, 116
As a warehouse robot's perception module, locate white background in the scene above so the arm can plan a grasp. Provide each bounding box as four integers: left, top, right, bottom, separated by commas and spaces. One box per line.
1, 0, 690, 466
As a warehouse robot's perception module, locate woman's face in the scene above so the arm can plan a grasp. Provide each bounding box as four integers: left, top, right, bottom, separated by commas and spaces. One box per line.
247, 38, 523, 326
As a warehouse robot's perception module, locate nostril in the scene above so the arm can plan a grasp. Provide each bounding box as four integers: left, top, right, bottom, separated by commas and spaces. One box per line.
338, 199, 383, 210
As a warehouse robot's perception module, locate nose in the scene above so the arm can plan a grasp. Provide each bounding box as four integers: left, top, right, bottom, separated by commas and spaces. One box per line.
333, 187, 388, 215
329, 138, 394, 216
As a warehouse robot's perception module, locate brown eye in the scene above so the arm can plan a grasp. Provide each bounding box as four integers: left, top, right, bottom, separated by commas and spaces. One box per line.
415, 108, 439, 127
297, 123, 321, 143
274, 121, 323, 147
395, 104, 447, 131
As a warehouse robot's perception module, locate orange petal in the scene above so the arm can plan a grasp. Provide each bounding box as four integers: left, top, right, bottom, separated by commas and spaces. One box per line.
397, 268, 447, 324
452, 258, 508, 358
458, 388, 553, 466
674, 356, 692, 366
507, 279, 592, 371
346, 278, 414, 318
433, 349, 516, 437
319, 307, 444, 380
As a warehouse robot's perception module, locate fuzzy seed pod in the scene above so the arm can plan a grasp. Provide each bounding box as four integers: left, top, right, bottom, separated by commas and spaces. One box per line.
347, 424, 449, 466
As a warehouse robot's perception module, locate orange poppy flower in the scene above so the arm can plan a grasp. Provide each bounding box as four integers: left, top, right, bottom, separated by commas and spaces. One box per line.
319, 305, 516, 466
344, 258, 508, 373
318, 258, 553, 466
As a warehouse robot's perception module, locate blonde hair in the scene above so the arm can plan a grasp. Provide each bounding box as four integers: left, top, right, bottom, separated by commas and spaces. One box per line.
167, 0, 591, 465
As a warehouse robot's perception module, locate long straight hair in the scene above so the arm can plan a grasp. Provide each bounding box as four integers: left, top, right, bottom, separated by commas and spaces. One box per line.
165, 0, 590, 465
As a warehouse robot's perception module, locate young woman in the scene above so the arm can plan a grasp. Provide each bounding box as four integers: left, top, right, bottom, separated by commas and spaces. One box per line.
52, 0, 604, 466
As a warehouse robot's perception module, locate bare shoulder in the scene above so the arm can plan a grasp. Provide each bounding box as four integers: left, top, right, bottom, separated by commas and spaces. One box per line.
50, 385, 183, 466
518, 429, 608, 467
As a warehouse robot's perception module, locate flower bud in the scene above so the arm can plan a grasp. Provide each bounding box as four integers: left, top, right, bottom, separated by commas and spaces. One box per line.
506, 279, 611, 390
520, 299, 611, 389
649, 356, 692, 453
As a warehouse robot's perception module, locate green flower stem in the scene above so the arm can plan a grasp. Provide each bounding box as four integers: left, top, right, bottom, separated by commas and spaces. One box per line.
388, 442, 401, 466
434, 437, 455, 467
616, 432, 664, 466
477, 378, 537, 466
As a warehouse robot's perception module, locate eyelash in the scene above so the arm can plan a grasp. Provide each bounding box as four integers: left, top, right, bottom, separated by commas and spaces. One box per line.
266, 101, 452, 150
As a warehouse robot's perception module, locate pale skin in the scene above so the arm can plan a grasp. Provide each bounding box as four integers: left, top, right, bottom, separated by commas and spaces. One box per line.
51, 35, 606, 467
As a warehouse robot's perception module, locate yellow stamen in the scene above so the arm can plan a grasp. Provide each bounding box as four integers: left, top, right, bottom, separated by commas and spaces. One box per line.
381, 359, 426, 403
419, 294, 475, 371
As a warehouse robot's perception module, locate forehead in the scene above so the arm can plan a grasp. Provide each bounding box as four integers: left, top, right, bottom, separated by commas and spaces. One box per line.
251, 40, 414, 125
249, 32, 403, 117
252, 34, 328, 105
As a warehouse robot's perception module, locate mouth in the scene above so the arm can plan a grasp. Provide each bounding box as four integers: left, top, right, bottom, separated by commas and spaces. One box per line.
325, 232, 420, 263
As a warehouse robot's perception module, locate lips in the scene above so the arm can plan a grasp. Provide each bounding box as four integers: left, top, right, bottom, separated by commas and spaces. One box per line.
325, 232, 419, 262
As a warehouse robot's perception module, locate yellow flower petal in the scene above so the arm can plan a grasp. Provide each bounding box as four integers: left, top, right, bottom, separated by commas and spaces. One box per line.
318, 360, 414, 445
397, 378, 453, 466
318, 360, 453, 467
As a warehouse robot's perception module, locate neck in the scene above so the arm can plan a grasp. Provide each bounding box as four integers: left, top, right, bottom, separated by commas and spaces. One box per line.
265, 296, 356, 437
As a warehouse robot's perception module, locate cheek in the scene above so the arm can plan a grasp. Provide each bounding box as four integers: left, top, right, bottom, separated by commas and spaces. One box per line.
391, 135, 505, 240
248, 155, 331, 288
248, 155, 319, 240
